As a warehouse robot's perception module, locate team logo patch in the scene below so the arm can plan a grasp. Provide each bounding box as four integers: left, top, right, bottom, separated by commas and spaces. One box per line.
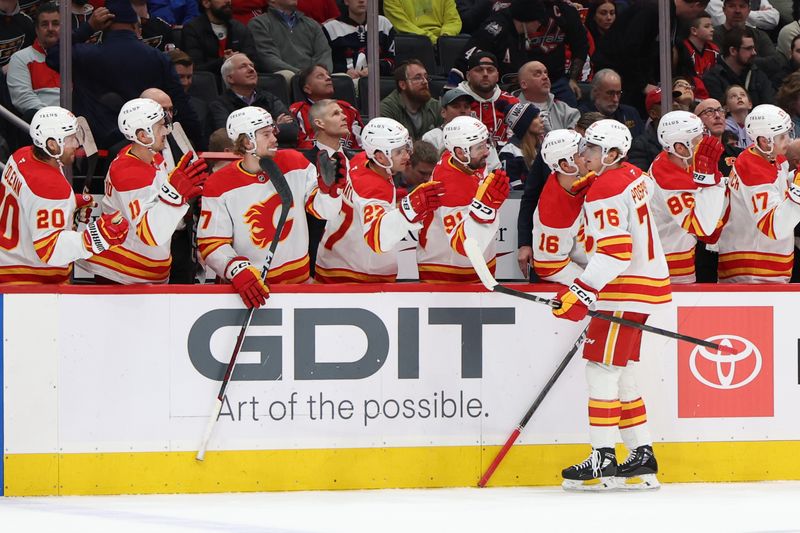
244, 195, 294, 248
485, 22, 502, 36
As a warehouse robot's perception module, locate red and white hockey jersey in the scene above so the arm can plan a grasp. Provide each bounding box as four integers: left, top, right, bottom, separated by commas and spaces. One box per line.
647, 151, 727, 283
0, 146, 93, 284
290, 99, 364, 151
580, 162, 672, 314
314, 151, 420, 283
717, 148, 800, 283
197, 150, 319, 284
457, 81, 519, 147
416, 153, 498, 283
80, 145, 187, 284
532, 172, 590, 285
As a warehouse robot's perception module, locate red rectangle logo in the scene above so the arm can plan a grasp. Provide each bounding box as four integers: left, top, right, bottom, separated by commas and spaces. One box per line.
677, 306, 773, 418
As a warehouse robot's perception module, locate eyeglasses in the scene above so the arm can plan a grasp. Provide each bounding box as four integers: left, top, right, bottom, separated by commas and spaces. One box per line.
604, 90, 623, 98
406, 74, 431, 84
697, 107, 725, 118
673, 81, 694, 90
738, 45, 756, 52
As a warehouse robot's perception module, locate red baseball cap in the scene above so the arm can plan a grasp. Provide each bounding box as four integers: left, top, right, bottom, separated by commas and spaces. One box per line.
645, 88, 662, 112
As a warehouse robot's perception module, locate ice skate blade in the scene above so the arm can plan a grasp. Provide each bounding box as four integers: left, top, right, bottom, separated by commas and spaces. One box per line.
562, 476, 618, 492
616, 474, 660, 490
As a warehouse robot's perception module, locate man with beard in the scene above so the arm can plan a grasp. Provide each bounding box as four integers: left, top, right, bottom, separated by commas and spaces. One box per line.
182, 0, 256, 84
579, 69, 643, 138
711, 0, 776, 58
517, 60, 579, 131
457, 51, 518, 147
702, 27, 774, 106
380, 59, 443, 140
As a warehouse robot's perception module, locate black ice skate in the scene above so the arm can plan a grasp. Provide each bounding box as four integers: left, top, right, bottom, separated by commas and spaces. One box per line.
561, 447, 617, 491
616, 445, 660, 490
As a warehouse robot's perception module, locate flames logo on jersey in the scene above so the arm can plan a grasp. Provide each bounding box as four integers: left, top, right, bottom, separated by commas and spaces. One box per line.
244, 194, 293, 248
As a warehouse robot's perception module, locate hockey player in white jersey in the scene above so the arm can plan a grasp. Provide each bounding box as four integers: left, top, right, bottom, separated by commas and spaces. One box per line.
0, 106, 129, 284
552, 120, 671, 491
314, 117, 445, 283
648, 111, 728, 283
198, 107, 321, 307
81, 98, 207, 284
717, 104, 800, 282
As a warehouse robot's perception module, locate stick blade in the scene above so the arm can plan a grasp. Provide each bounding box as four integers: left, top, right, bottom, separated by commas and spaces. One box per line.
463, 237, 498, 291
75, 116, 97, 157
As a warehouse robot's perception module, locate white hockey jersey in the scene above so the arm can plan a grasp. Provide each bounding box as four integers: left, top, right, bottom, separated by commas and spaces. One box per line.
197, 150, 319, 284
580, 162, 672, 314
80, 145, 188, 284
647, 151, 727, 284
0, 146, 93, 284
717, 148, 800, 283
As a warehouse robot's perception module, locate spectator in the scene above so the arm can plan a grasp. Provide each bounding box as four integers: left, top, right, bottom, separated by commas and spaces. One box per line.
71, 0, 94, 31
422, 87, 474, 152
290, 64, 364, 150
499, 102, 544, 189
628, 88, 663, 172
7, 1, 59, 121
672, 77, 696, 110
705, 0, 779, 31
248, 0, 332, 81
383, 0, 461, 44
759, 33, 800, 92
148, 0, 199, 26
133, 0, 176, 51
676, 11, 720, 100
231, 0, 266, 26
207, 127, 234, 171
380, 59, 443, 140
703, 27, 774, 106
695, 97, 742, 176
395, 140, 438, 192
451, 0, 588, 107
776, 18, 800, 59
0, 0, 34, 74
208, 53, 298, 145
169, 49, 194, 93
322, 0, 396, 79
457, 51, 519, 147
297, 0, 339, 24
579, 68, 643, 137
584, 1, 616, 79
456, 0, 492, 34
723, 84, 753, 148
712, 0, 776, 57
775, 71, 800, 137
182, 0, 256, 82
517, 60, 580, 131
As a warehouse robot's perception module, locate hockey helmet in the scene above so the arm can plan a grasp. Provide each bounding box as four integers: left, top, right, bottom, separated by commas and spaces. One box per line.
745, 104, 792, 150
30, 106, 79, 158
657, 110, 704, 158
541, 129, 583, 175
443, 115, 489, 165
118, 98, 166, 148
226, 106, 274, 154
581, 119, 632, 173
360, 117, 412, 170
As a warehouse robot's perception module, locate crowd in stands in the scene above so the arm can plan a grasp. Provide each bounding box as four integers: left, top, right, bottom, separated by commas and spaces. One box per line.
4, 0, 800, 289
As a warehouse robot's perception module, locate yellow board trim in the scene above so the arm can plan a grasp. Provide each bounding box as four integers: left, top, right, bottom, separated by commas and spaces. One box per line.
6, 441, 800, 496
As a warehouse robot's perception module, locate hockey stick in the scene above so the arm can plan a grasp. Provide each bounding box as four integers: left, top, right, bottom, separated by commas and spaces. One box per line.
462, 238, 736, 355
196, 156, 293, 461
478, 325, 589, 487
75, 117, 98, 194
171, 122, 195, 161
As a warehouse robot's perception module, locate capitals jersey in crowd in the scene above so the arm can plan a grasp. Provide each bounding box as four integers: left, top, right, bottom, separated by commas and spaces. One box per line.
197, 150, 319, 284
532, 173, 591, 284
0, 8, 33, 68
416, 153, 497, 283
717, 148, 800, 282
647, 152, 727, 283
0, 146, 92, 284
80, 146, 187, 284
457, 81, 518, 147
580, 163, 671, 314
322, 14, 396, 76
290, 99, 364, 151
315, 151, 419, 283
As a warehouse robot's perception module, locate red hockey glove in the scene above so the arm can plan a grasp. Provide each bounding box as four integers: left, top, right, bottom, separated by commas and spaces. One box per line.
83, 212, 129, 254
74, 193, 96, 225
692, 136, 724, 187
400, 180, 445, 223
160, 151, 208, 206
569, 171, 597, 194
226, 257, 270, 309
552, 279, 597, 322
470, 170, 510, 223
316, 151, 347, 198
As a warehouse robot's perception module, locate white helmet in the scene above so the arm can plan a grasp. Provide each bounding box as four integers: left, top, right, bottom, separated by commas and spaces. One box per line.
361, 117, 412, 170
582, 119, 631, 173
657, 110, 704, 158
746, 104, 792, 152
30, 106, 79, 158
443, 116, 489, 165
118, 98, 165, 147
541, 129, 583, 175
226, 106, 274, 154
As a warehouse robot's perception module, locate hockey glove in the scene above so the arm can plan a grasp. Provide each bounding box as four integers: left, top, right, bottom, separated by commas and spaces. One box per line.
160, 151, 208, 206
470, 170, 510, 223
552, 279, 597, 322
692, 136, 724, 187
74, 193, 96, 225
789, 170, 800, 205
316, 150, 347, 198
226, 257, 270, 309
569, 171, 597, 194
83, 212, 129, 254
400, 180, 445, 223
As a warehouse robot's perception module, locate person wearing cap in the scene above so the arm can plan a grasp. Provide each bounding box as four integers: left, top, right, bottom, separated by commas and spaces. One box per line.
628, 89, 665, 172
579, 68, 644, 138
517, 60, 580, 131
498, 102, 545, 189
450, 0, 588, 107
383, 0, 461, 45
380, 59, 443, 140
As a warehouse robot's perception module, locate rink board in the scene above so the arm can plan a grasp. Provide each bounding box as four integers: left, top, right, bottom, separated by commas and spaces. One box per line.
2, 284, 800, 496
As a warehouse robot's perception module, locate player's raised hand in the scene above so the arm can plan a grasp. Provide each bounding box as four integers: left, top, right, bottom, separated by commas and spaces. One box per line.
400, 180, 445, 223
226, 257, 270, 309
470, 170, 510, 223
316, 151, 347, 198
552, 279, 597, 322
692, 136, 724, 187
161, 152, 208, 206
83, 212, 129, 254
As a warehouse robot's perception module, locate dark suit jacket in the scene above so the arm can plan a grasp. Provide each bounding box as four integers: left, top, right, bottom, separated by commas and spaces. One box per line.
182, 13, 257, 76
208, 88, 298, 147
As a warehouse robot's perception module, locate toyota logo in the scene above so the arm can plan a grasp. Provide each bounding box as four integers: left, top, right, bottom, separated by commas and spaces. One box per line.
689, 335, 762, 390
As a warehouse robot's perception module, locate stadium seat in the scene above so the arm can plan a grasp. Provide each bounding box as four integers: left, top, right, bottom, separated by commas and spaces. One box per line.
357, 77, 397, 117
394, 34, 437, 74
429, 76, 447, 100
189, 71, 220, 103
437, 35, 469, 75
258, 73, 290, 107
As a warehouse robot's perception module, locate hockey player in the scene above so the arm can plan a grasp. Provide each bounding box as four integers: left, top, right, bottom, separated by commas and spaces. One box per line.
416, 116, 510, 283
0, 106, 129, 284
552, 119, 671, 491
81, 98, 207, 284
314, 117, 445, 283
648, 111, 728, 283
198, 107, 322, 307
717, 104, 800, 283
